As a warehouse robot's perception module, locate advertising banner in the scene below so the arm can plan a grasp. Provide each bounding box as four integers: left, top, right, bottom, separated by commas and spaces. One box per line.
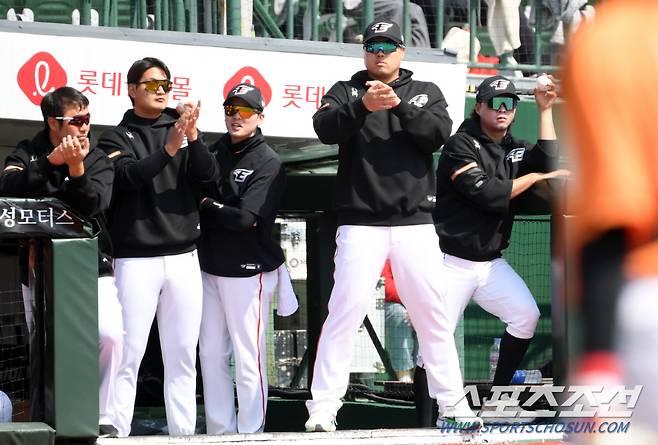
1, 30, 467, 139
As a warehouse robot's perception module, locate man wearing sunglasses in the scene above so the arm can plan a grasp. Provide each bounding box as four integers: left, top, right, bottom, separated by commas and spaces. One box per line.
305, 20, 481, 432
415, 75, 568, 424
196, 83, 296, 434
0, 86, 123, 438
97, 57, 215, 437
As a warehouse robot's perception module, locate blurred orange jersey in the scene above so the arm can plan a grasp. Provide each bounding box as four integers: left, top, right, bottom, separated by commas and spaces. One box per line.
562, 0, 658, 278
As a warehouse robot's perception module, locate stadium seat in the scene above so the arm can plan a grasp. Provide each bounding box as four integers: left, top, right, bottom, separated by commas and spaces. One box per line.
24, 0, 78, 24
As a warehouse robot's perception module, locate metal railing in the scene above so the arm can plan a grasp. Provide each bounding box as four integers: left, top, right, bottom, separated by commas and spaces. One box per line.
33, 0, 558, 73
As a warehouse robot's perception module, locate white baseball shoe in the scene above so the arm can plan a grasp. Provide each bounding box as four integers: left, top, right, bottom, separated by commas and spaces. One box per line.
438, 406, 483, 432
305, 411, 337, 432
480, 394, 536, 424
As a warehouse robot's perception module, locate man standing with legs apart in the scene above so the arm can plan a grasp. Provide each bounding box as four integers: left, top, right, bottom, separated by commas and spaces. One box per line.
198, 84, 296, 434
305, 20, 481, 432
0, 87, 123, 438
98, 57, 215, 437
415, 75, 568, 423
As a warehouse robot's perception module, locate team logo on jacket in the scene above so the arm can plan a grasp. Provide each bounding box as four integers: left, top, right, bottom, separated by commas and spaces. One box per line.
506, 147, 525, 162
351, 87, 358, 98
233, 168, 254, 183
408, 94, 428, 108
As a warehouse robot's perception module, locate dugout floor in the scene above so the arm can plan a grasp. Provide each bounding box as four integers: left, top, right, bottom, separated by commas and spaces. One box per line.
95, 428, 565, 445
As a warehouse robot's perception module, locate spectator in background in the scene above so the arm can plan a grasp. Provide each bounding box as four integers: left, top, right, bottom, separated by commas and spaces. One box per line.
323, 0, 431, 46
382, 260, 417, 383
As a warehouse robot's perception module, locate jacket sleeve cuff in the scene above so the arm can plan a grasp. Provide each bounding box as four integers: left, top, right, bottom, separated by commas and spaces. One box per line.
390, 99, 414, 119
353, 98, 371, 117
67, 173, 89, 187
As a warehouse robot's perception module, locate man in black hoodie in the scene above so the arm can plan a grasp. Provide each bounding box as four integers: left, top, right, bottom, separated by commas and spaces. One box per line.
305, 20, 481, 432
97, 57, 215, 437
419, 75, 568, 423
0, 86, 123, 438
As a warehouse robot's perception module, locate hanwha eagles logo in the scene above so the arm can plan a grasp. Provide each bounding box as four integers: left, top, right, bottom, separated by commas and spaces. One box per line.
408, 94, 429, 108
232, 85, 255, 95
371, 22, 394, 33
489, 79, 511, 90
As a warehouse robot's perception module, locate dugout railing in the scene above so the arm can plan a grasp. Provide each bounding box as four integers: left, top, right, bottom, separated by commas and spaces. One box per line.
0, 0, 577, 74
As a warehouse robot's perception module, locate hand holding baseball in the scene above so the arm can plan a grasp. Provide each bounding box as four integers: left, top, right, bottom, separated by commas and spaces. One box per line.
534, 74, 558, 110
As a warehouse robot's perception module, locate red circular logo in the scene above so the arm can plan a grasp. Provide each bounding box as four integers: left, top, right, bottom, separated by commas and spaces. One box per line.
223, 67, 272, 106
17, 52, 68, 106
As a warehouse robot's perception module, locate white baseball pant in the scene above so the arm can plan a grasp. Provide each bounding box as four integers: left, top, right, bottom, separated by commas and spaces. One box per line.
112, 251, 202, 437
199, 270, 276, 434
98, 276, 124, 427
441, 254, 540, 338
306, 224, 472, 418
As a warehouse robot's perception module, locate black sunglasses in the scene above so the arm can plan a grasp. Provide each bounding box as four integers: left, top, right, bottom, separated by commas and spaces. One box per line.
364, 41, 401, 54
487, 96, 518, 111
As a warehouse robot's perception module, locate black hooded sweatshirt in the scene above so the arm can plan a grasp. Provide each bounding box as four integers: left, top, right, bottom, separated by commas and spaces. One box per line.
434, 116, 558, 261
0, 129, 115, 276
313, 68, 453, 226
98, 108, 215, 258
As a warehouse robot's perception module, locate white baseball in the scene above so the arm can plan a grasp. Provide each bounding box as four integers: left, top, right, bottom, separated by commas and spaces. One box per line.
176, 99, 198, 115
535, 75, 552, 92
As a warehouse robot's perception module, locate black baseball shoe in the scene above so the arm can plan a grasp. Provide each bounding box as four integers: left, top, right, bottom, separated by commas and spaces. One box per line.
99, 424, 119, 438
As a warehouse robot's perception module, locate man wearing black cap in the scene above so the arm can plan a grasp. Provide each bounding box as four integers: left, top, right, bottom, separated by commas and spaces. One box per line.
305, 20, 482, 432
415, 74, 568, 424
197, 83, 296, 434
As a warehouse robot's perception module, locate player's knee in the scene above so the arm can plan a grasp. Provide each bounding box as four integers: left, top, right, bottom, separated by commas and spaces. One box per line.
509, 302, 540, 338
522, 304, 541, 336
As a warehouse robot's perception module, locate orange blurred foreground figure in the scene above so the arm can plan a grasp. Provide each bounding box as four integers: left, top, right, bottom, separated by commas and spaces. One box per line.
562, 1, 658, 443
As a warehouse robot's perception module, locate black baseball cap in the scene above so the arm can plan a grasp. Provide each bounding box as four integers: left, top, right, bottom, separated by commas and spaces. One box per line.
363, 20, 405, 46
223, 83, 265, 111
476, 75, 520, 102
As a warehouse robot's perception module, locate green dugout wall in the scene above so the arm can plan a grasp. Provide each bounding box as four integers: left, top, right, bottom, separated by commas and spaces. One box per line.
0, 198, 99, 444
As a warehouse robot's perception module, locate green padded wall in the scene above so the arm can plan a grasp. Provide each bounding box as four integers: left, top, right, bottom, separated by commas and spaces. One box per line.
0, 422, 55, 445
50, 238, 98, 438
